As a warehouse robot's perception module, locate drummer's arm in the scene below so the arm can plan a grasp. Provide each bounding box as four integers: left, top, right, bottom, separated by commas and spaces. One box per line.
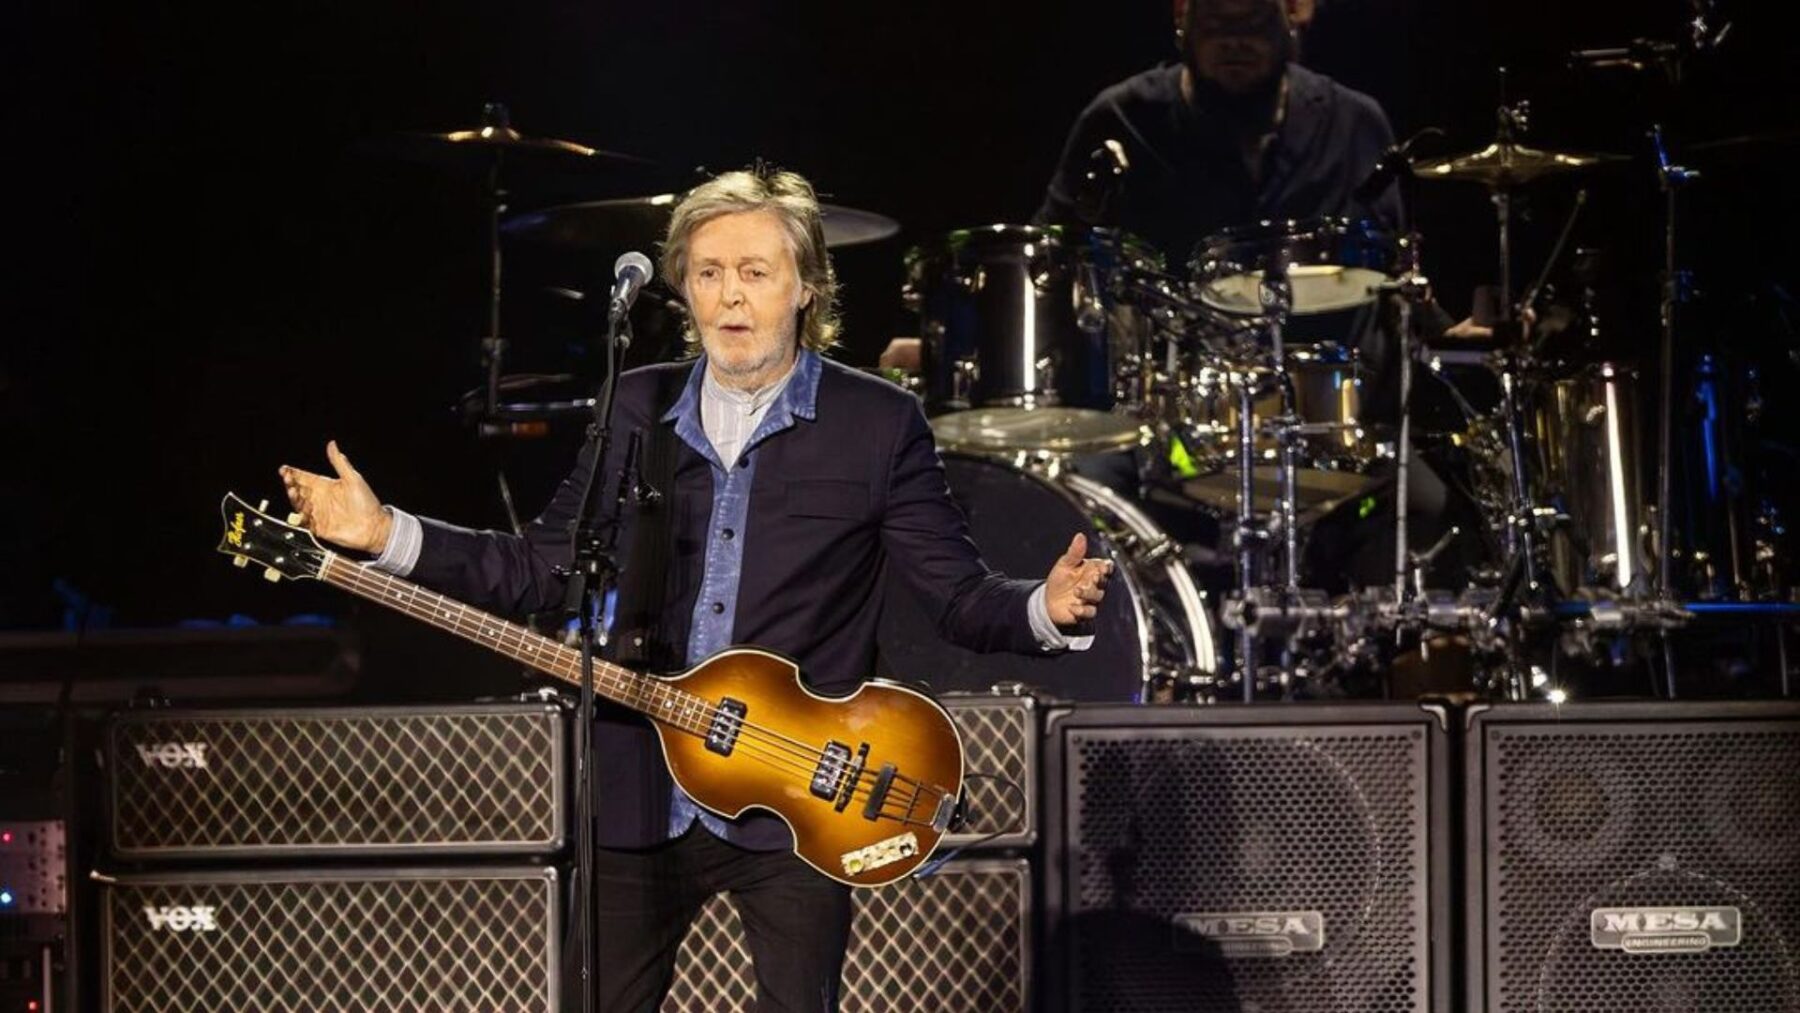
878, 397, 1093, 654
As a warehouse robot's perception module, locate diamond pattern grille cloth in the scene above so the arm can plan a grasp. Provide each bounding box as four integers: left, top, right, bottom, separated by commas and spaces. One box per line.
104, 870, 556, 1011
944, 695, 1035, 846
111, 708, 560, 855
663, 859, 1029, 1012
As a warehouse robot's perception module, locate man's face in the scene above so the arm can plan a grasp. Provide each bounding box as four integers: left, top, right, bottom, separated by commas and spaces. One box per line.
684, 209, 812, 381
1187, 0, 1290, 95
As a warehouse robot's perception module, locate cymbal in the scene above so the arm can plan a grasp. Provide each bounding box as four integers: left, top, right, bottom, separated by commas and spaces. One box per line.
367, 124, 656, 174
501, 194, 901, 251
1411, 141, 1627, 187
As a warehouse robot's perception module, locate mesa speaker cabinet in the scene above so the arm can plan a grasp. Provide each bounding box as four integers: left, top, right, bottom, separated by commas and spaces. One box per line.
662, 857, 1032, 1012
941, 691, 1040, 848
1043, 703, 1452, 1013
1464, 700, 1800, 1013
108, 703, 566, 859
100, 866, 560, 1011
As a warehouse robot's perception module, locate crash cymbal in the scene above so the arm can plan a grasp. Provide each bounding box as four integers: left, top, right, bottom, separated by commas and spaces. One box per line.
502, 194, 901, 251
1412, 141, 1627, 188
365, 104, 656, 175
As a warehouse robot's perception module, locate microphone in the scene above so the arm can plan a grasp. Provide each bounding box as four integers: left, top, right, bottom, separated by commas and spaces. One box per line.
1352, 126, 1445, 204
608, 251, 654, 325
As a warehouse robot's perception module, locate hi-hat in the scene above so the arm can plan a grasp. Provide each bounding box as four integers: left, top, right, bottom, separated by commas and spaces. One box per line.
1412, 141, 1627, 188
502, 194, 901, 251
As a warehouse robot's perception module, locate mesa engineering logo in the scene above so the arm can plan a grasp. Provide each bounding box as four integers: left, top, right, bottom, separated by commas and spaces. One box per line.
1173, 911, 1326, 957
1590, 907, 1742, 954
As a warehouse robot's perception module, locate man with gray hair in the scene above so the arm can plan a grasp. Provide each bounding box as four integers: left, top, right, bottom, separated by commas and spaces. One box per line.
278, 166, 1114, 1010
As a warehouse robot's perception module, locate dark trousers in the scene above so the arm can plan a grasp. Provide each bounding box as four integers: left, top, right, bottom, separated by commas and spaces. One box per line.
588, 826, 854, 1012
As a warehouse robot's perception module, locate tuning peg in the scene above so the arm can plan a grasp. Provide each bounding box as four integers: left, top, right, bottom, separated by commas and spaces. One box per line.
287, 512, 304, 526
257, 499, 270, 513
263, 567, 282, 582
232, 557, 249, 568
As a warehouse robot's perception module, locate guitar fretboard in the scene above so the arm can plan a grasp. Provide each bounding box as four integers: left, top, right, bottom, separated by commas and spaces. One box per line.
319, 553, 712, 735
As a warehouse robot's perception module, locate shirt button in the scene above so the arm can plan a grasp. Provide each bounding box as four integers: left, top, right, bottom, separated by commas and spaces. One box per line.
722, 528, 735, 540
738, 454, 751, 469
711, 602, 725, 614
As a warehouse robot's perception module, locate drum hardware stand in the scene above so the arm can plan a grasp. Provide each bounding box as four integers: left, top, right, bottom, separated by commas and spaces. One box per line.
469, 101, 513, 430
1649, 124, 1699, 698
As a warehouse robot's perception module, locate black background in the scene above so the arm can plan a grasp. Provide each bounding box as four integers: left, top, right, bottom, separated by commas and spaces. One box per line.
7, 1, 1796, 686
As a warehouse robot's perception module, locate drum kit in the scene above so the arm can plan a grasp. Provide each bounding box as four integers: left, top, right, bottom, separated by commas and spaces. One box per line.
374, 87, 1796, 707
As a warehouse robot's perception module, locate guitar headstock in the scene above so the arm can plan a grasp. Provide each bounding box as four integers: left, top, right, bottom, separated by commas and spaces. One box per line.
217, 492, 328, 583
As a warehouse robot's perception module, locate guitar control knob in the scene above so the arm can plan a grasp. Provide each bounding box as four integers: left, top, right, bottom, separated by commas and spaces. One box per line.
263, 567, 282, 582
257, 499, 270, 513
287, 512, 305, 526
232, 557, 249, 568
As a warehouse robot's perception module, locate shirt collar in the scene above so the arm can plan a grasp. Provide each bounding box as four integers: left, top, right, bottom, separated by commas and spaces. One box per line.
662, 347, 822, 427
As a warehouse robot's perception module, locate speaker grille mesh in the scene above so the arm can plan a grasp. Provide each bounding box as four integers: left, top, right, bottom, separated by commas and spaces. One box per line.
1487, 723, 1800, 1012
1063, 725, 1430, 1012
663, 859, 1030, 1012
943, 694, 1037, 847
103, 869, 557, 1011
109, 706, 563, 857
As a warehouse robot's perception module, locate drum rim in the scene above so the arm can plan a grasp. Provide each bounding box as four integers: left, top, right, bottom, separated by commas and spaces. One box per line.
929, 406, 1146, 456
939, 451, 1218, 687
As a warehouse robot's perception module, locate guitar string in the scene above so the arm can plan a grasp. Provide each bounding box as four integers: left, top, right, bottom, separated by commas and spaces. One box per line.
320, 554, 945, 822
323, 554, 949, 808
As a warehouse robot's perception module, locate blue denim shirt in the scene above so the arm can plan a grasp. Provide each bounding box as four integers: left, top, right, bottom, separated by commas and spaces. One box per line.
664, 350, 821, 839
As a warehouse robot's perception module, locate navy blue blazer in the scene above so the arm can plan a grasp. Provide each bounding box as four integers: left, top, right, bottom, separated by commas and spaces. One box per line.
407, 355, 1044, 850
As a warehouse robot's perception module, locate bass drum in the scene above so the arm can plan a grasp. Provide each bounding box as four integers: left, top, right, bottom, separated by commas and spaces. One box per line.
877, 453, 1218, 702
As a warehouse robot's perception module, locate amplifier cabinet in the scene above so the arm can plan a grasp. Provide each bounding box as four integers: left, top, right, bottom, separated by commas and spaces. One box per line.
100, 866, 560, 1012
108, 703, 566, 859
663, 857, 1032, 1012
1043, 702, 1452, 1013
941, 691, 1040, 848
1464, 700, 1800, 1013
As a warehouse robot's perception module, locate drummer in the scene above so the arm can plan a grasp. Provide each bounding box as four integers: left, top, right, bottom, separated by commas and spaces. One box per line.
1033, 0, 1400, 254
1025, 0, 1484, 597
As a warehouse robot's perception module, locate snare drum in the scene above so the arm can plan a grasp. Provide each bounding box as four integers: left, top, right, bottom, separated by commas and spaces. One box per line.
876, 452, 1218, 701
1152, 350, 1387, 518
909, 225, 1151, 455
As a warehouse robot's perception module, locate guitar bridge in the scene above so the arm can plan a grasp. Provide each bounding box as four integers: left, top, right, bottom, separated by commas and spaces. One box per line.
860, 763, 898, 821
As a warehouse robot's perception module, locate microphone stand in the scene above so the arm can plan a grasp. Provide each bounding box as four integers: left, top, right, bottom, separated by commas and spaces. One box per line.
560, 302, 635, 1013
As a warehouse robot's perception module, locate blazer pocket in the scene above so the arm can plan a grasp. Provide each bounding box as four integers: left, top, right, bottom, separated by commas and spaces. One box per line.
786, 478, 870, 520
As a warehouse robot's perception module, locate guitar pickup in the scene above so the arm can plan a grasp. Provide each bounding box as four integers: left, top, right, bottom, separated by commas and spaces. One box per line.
812, 741, 854, 801
706, 698, 747, 756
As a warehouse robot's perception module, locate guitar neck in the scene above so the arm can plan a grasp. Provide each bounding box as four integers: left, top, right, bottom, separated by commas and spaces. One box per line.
317, 553, 704, 729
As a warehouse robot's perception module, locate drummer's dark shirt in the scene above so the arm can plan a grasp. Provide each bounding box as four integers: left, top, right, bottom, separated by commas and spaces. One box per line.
1036, 62, 1402, 260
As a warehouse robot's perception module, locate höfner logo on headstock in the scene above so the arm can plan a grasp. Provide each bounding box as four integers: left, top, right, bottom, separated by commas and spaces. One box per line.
1591, 907, 1742, 954
1174, 911, 1326, 957
136, 742, 210, 769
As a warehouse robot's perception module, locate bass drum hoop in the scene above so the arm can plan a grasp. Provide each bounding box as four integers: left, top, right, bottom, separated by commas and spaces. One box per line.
1061, 470, 1218, 685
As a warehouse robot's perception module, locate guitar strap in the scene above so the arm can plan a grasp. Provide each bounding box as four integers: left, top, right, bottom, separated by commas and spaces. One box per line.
610, 374, 685, 669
